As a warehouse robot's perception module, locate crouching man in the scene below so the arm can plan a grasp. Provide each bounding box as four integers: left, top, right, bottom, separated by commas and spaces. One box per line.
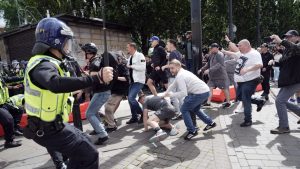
138, 93, 178, 143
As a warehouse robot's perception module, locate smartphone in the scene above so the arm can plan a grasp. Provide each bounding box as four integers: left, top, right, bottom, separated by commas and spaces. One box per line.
263, 37, 273, 43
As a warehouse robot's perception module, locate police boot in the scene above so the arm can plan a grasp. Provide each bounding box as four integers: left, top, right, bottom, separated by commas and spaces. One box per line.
4, 140, 22, 148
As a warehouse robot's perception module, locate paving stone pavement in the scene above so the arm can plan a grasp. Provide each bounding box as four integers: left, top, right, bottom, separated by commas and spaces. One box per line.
0, 87, 299, 169
218, 87, 300, 169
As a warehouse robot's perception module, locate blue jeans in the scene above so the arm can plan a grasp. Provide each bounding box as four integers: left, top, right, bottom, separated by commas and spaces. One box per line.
236, 80, 257, 122
86, 91, 110, 138
180, 92, 213, 133
128, 83, 144, 120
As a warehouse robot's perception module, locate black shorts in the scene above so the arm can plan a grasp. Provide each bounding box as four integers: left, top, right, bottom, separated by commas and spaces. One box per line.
149, 69, 168, 84
154, 106, 176, 122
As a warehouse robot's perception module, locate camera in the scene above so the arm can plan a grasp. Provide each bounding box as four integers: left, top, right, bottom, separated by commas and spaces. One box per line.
263, 37, 273, 43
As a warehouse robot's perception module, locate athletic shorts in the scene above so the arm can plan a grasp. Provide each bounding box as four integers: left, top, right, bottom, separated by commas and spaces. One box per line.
154, 106, 176, 122
149, 69, 168, 84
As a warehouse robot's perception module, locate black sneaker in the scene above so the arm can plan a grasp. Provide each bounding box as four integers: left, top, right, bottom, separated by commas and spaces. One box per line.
95, 136, 109, 145
4, 140, 22, 148
89, 130, 97, 135
126, 118, 138, 124
265, 95, 269, 101
203, 103, 211, 106
203, 122, 217, 131
256, 100, 266, 112
184, 130, 198, 140
222, 102, 231, 109
13, 130, 23, 136
240, 121, 252, 127
202, 103, 211, 108
105, 126, 117, 133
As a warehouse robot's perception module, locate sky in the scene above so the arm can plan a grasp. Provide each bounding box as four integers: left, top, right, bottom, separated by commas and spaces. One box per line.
0, 10, 6, 28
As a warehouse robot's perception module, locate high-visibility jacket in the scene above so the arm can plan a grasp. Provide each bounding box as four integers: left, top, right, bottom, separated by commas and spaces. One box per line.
8, 94, 24, 108
0, 78, 9, 105
24, 55, 74, 122
19, 69, 25, 77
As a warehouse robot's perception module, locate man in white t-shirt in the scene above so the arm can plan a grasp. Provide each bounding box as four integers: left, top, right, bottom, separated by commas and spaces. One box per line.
233, 39, 264, 127
223, 38, 266, 127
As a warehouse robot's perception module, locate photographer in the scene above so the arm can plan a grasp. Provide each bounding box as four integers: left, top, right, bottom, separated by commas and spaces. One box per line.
269, 30, 300, 134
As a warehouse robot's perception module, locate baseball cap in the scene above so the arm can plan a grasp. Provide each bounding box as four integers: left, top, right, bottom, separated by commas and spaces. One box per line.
209, 43, 220, 48
149, 36, 160, 42
283, 30, 299, 37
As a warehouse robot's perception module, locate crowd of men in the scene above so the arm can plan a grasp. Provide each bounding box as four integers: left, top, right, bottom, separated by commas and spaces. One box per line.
0, 16, 300, 169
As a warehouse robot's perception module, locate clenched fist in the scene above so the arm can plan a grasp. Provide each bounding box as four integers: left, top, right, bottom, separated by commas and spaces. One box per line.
100, 67, 114, 84
90, 67, 113, 84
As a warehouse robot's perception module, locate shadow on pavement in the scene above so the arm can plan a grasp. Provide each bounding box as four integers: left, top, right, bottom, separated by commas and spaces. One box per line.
266, 134, 300, 169
140, 139, 201, 168
0, 153, 51, 169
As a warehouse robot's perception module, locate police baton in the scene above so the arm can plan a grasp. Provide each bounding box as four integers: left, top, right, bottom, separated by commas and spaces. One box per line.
101, 0, 109, 67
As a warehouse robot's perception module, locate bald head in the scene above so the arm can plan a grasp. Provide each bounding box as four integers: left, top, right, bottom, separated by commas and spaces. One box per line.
238, 39, 252, 54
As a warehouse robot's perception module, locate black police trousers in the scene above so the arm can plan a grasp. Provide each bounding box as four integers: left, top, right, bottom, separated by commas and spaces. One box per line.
2, 104, 23, 130
33, 123, 99, 169
0, 107, 14, 143
261, 72, 270, 95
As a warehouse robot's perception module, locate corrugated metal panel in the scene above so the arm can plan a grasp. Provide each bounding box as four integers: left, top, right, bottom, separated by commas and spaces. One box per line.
6, 28, 35, 61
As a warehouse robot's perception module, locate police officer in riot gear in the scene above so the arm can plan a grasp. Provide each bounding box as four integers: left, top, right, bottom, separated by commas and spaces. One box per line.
23, 17, 113, 169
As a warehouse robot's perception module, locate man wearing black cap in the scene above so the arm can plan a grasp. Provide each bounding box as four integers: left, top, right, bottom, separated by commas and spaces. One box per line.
260, 43, 274, 101
270, 30, 300, 134
198, 43, 231, 108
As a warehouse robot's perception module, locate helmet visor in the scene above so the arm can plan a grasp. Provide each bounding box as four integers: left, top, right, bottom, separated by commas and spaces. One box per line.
63, 38, 73, 56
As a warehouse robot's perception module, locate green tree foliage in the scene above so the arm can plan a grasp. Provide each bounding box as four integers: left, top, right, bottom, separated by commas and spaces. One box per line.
0, 0, 19, 29
1, 0, 300, 52
104, 0, 191, 53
